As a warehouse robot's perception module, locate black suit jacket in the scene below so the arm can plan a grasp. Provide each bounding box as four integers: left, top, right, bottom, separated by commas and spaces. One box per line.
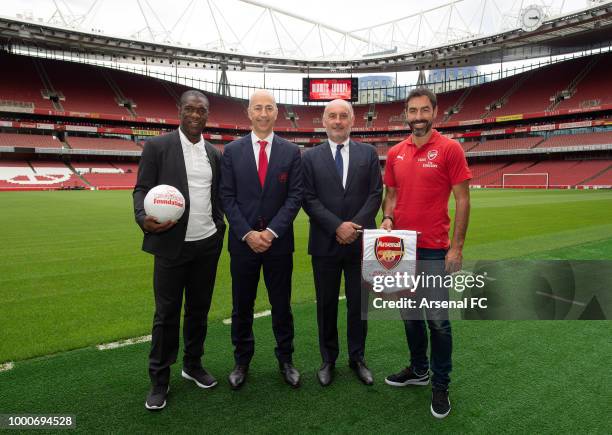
302, 139, 382, 257
133, 129, 225, 260
220, 134, 302, 256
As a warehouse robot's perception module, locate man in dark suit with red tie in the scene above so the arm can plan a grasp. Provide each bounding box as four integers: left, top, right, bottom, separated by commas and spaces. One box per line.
302, 99, 383, 386
220, 90, 303, 389
133, 90, 225, 410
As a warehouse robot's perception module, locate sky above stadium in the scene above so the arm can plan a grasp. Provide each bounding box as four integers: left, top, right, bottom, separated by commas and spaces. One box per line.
0, 0, 597, 94
0, 0, 592, 58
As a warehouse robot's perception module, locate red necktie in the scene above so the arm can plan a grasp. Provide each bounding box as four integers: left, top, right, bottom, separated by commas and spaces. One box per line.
257, 140, 268, 187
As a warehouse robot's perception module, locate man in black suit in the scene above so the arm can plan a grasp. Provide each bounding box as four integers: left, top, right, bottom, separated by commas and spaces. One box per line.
302, 99, 383, 386
133, 90, 225, 410
220, 90, 302, 389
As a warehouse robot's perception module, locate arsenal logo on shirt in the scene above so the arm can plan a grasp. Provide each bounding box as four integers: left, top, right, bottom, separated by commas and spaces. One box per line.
374, 236, 405, 270
428, 149, 438, 160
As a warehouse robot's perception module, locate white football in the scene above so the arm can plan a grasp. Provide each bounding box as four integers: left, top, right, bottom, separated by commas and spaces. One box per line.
144, 184, 185, 223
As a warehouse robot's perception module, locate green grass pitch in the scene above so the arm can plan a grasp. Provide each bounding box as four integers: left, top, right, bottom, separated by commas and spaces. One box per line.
0, 189, 611, 433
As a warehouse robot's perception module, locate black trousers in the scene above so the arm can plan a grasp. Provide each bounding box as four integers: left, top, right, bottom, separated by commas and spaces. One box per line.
149, 232, 222, 386
230, 253, 294, 365
312, 253, 367, 364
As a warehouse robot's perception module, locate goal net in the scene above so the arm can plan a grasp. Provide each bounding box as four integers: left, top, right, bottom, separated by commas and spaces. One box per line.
502, 173, 549, 189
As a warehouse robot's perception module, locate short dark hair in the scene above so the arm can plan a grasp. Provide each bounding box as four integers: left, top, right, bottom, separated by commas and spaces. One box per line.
179, 90, 209, 107
405, 87, 437, 109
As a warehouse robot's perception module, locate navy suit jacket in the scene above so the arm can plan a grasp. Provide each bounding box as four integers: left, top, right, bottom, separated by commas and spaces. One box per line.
220, 134, 303, 256
302, 139, 383, 257
133, 130, 225, 260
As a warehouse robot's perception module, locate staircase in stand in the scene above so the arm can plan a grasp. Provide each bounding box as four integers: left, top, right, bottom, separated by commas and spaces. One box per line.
546, 56, 600, 111
482, 70, 534, 118
100, 69, 138, 117
33, 58, 65, 111
443, 87, 473, 122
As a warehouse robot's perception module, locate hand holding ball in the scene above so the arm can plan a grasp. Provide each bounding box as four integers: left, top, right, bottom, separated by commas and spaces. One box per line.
144, 185, 185, 224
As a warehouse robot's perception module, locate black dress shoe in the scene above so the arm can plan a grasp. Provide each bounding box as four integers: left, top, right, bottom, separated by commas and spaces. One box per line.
228, 365, 248, 390
279, 362, 301, 388
317, 362, 335, 386
349, 360, 374, 385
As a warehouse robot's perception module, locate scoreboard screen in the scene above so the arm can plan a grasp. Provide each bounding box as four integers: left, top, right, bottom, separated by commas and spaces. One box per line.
302, 77, 358, 102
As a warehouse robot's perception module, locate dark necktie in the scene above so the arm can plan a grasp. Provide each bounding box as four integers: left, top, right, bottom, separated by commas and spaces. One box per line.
335, 144, 344, 186
258, 140, 268, 187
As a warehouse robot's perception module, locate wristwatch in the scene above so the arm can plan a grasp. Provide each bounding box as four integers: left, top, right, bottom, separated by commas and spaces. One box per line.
383, 215, 394, 223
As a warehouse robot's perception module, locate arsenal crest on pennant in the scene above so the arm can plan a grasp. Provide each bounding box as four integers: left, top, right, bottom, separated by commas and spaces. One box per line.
374, 236, 405, 270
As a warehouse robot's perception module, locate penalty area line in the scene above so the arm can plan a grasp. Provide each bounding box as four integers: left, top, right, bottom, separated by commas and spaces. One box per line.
223, 309, 271, 325
535, 291, 586, 307
6, 296, 351, 362
223, 296, 346, 325
0, 362, 14, 372
222, 295, 347, 325
97, 335, 152, 351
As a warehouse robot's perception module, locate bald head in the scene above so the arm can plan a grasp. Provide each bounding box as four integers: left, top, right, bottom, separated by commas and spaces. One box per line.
322, 99, 354, 144
248, 89, 278, 138
249, 89, 277, 109
323, 99, 354, 119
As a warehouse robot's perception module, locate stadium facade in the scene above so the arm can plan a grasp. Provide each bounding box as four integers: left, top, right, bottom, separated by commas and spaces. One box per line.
0, 2, 611, 190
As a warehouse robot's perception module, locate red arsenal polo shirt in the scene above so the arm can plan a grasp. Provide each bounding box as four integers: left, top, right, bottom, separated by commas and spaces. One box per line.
384, 129, 472, 249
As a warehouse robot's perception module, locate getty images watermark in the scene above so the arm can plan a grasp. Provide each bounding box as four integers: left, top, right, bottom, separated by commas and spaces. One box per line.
371, 268, 489, 310
360, 260, 610, 321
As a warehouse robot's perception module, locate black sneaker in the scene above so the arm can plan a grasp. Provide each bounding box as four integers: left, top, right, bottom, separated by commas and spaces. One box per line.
385, 366, 430, 387
182, 367, 218, 389
431, 388, 451, 419
145, 385, 169, 411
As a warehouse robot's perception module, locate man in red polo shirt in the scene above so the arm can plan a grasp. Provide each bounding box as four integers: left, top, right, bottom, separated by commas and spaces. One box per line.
381, 87, 471, 419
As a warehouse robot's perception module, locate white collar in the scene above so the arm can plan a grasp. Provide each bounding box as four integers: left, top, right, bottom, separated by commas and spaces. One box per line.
251, 131, 274, 146
178, 127, 204, 148
329, 137, 350, 150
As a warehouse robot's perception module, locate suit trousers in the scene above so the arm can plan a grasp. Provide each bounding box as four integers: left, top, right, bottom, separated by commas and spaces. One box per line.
230, 253, 294, 365
312, 252, 367, 363
149, 232, 222, 386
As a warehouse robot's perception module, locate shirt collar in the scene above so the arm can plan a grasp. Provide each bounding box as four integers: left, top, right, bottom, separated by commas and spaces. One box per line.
178, 127, 204, 148
407, 129, 440, 148
251, 131, 274, 147
328, 137, 350, 152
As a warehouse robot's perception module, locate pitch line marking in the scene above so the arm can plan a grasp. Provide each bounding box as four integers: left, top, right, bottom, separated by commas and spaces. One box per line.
535, 291, 586, 307
221, 295, 347, 324
97, 335, 152, 351
223, 309, 271, 325
0, 362, 14, 372
314, 295, 346, 303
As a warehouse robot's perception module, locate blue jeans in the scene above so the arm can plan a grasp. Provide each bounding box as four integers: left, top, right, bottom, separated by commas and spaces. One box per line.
401, 248, 452, 390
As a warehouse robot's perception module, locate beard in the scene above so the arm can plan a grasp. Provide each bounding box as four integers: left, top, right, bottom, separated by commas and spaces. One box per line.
408, 119, 433, 137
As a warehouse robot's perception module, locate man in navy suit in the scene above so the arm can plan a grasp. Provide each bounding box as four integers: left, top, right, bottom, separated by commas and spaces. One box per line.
133, 90, 225, 410
302, 99, 383, 386
220, 90, 303, 389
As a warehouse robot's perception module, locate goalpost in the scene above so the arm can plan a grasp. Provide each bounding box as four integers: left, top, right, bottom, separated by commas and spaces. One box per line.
502, 173, 549, 189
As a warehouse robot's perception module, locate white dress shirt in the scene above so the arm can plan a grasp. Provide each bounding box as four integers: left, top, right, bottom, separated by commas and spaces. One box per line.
242, 131, 278, 240
329, 138, 350, 188
178, 128, 217, 241
251, 131, 274, 169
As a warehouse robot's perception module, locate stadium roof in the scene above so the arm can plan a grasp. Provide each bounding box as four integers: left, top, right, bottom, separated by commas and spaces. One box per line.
1, 1, 611, 73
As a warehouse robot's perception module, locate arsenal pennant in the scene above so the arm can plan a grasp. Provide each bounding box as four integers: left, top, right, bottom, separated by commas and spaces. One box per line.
362, 229, 417, 293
